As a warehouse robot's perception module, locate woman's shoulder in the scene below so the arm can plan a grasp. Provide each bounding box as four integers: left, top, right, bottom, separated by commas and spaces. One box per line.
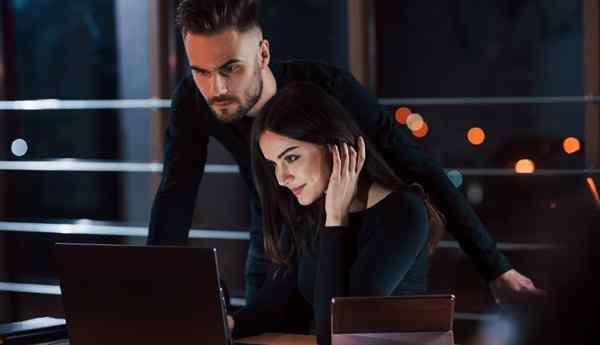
365, 184, 426, 215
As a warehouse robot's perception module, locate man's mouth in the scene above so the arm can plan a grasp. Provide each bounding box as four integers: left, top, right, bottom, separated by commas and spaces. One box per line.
214, 101, 233, 107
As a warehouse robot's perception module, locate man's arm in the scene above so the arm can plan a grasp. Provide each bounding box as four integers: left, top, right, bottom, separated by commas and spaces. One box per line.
147, 79, 208, 245
331, 70, 511, 281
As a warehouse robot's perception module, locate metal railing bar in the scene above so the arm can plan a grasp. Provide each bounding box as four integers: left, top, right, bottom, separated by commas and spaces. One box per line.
0, 99, 170, 110
1, 96, 599, 111
0, 221, 559, 250
379, 95, 600, 106
0, 161, 239, 173
0, 283, 501, 322
0, 160, 598, 176
0, 221, 250, 240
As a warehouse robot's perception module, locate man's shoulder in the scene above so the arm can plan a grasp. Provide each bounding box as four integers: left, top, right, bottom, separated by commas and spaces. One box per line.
277, 59, 349, 85
173, 74, 200, 102
172, 74, 213, 118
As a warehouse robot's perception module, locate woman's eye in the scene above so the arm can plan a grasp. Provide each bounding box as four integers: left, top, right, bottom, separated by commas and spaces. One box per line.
285, 155, 299, 163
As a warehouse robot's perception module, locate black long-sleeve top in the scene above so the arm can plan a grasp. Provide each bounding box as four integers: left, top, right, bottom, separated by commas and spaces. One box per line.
147, 60, 511, 283
232, 190, 430, 345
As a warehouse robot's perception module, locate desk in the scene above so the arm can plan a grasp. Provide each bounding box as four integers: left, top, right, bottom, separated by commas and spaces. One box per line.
237, 333, 316, 345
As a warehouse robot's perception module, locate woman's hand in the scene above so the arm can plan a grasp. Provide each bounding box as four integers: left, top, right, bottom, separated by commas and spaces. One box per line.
325, 137, 366, 227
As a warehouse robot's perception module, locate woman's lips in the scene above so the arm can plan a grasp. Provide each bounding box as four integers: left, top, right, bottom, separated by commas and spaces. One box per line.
291, 184, 305, 195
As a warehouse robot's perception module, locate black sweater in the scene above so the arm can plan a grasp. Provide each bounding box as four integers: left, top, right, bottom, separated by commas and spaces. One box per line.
232, 190, 429, 345
147, 60, 510, 287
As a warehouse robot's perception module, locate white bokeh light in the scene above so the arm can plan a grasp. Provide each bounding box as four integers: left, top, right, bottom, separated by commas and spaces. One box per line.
11, 138, 28, 157
467, 182, 484, 204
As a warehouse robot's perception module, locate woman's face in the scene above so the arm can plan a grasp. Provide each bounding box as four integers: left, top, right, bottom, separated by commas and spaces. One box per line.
259, 130, 331, 205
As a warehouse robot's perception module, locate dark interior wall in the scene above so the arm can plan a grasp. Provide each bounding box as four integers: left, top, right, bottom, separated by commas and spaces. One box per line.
4, 0, 122, 221
0, 0, 14, 322
374, 1, 594, 341
261, 0, 348, 69
375, 0, 583, 167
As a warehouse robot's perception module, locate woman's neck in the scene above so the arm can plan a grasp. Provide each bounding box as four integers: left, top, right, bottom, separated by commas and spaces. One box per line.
349, 179, 394, 213
348, 178, 371, 213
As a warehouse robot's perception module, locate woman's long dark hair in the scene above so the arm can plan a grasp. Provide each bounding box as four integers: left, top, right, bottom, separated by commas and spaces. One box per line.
251, 82, 444, 267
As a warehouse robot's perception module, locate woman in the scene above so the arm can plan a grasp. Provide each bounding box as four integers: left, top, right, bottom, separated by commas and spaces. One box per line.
230, 82, 445, 345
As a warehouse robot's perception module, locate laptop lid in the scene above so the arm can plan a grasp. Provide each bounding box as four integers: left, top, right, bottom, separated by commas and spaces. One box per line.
331, 294, 455, 345
56, 244, 231, 345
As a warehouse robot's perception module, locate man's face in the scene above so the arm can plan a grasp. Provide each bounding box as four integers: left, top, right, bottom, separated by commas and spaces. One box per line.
183, 29, 265, 123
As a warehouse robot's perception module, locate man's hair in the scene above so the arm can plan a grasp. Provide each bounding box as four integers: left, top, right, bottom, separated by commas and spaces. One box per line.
176, 0, 261, 36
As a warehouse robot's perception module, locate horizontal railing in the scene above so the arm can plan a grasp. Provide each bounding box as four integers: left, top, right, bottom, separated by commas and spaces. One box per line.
1, 96, 599, 110
0, 281, 500, 321
0, 221, 562, 251
0, 160, 597, 176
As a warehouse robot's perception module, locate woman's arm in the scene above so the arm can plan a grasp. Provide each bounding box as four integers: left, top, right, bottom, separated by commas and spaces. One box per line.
232, 265, 312, 339
314, 191, 429, 345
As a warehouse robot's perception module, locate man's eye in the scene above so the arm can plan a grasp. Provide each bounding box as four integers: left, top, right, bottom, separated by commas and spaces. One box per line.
193, 69, 210, 77
222, 65, 238, 74
285, 155, 299, 163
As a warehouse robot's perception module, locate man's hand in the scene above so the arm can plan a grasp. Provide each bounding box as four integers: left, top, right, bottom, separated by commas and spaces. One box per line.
490, 269, 546, 305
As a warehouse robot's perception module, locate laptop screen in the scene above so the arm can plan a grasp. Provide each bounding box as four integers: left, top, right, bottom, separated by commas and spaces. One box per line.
56, 244, 232, 345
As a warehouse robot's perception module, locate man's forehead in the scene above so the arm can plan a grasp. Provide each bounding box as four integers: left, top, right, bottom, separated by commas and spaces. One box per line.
184, 29, 260, 69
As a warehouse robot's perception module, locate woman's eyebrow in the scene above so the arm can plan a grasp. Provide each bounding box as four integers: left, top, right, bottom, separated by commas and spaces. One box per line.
277, 146, 299, 159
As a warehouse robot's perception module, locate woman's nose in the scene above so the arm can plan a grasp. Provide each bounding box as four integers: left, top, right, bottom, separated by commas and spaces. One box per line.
276, 166, 292, 186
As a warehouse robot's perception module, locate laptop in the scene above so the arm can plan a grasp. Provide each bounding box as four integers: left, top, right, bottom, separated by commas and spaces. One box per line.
56, 243, 249, 345
331, 294, 456, 345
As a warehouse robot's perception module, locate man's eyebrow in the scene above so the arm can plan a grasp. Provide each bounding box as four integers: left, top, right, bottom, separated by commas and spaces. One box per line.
189, 59, 242, 73
277, 146, 299, 159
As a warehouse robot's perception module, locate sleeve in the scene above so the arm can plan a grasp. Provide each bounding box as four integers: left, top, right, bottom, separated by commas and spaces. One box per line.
147, 78, 209, 245
313, 191, 429, 345
232, 264, 312, 339
331, 69, 511, 282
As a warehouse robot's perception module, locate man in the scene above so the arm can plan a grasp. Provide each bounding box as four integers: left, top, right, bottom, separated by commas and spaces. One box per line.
147, 0, 544, 305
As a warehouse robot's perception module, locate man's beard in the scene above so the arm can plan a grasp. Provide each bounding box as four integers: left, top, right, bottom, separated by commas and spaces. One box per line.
209, 68, 263, 124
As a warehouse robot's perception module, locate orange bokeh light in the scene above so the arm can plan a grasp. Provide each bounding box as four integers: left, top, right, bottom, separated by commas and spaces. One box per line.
395, 107, 411, 124
515, 159, 535, 174
406, 113, 424, 132
467, 127, 485, 145
412, 121, 429, 138
586, 177, 600, 209
563, 137, 581, 154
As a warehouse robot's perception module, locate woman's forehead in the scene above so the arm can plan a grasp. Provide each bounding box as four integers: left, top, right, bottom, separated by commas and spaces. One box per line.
259, 130, 317, 160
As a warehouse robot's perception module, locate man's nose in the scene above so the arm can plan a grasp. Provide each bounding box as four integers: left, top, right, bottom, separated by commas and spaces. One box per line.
211, 73, 227, 96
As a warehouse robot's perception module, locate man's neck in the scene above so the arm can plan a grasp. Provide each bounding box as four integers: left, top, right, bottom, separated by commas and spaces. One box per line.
246, 65, 277, 117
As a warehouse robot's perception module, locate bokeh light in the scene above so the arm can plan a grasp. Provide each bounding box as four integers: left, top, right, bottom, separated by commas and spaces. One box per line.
586, 177, 600, 209
412, 121, 429, 138
446, 170, 463, 188
467, 127, 485, 145
11, 138, 28, 157
394, 107, 411, 124
515, 159, 535, 174
563, 137, 580, 154
406, 113, 424, 132
467, 182, 484, 204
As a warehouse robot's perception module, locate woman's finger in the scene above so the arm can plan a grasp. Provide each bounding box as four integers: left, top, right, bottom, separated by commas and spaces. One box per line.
332, 144, 341, 180
357, 136, 366, 172
348, 145, 357, 174
342, 143, 350, 178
